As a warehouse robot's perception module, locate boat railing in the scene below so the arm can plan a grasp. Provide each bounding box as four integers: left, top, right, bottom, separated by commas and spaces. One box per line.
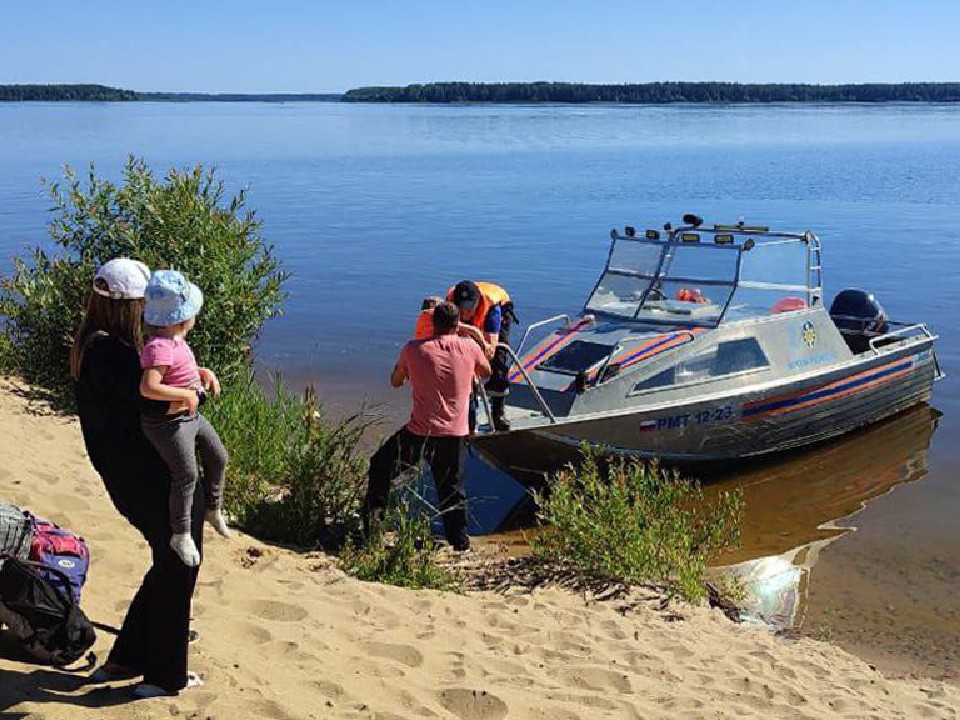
594, 340, 622, 387
516, 313, 574, 357
868, 321, 938, 352
477, 342, 557, 433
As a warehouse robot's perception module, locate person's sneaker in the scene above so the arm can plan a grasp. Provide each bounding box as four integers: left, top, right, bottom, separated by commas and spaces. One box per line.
451, 538, 471, 552
491, 413, 511, 432
132, 672, 203, 698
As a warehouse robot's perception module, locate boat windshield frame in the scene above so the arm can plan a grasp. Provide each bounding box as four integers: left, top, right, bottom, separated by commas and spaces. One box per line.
584, 225, 822, 328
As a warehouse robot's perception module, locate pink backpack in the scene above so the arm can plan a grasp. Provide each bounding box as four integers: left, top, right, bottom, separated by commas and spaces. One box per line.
29, 520, 90, 606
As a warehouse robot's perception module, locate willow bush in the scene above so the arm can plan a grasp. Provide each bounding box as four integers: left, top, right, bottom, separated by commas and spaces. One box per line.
0, 156, 288, 405
532, 448, 743, 601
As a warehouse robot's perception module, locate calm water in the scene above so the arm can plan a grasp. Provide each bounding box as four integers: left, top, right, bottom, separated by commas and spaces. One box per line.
3, 101, 960, 676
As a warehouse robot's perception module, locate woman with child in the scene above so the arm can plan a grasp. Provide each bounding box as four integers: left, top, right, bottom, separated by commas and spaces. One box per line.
72, 258, 227, 697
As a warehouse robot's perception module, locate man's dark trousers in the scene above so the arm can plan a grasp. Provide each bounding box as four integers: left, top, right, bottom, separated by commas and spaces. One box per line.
364, 427, 468, 549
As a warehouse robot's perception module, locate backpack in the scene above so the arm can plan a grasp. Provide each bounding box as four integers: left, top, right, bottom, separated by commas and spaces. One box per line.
29, 519, 90, 606
0, 554, 96, 666
0, 502, 33, 562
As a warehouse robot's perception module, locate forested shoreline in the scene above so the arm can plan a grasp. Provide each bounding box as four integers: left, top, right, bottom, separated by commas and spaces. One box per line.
342, 81, 960, 103
5, 82, 960, 103
0, 85, 341, 102
0, 84, 138, 101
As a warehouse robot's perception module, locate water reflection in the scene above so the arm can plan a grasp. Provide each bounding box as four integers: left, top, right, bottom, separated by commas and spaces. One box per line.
710, 404, 940, 629
469, 404, 940, 628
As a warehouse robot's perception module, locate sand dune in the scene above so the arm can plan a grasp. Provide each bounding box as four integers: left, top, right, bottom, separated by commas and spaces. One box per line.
1, 381, 957, 719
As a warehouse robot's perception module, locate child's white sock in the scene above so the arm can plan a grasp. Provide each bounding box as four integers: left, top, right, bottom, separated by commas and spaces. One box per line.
205, 508, 231, 538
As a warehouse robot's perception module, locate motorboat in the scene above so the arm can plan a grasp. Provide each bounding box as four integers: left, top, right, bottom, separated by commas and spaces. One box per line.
472, 215, 943, 482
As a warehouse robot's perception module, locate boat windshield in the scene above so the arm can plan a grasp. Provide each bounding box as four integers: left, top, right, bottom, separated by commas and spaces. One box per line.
585, 238, 739, 326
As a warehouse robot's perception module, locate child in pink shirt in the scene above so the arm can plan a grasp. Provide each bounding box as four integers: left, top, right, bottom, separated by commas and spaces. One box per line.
139, 270, 230, 568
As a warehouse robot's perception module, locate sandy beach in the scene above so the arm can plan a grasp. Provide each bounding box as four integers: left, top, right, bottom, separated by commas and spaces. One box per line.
1, 381, 957, 720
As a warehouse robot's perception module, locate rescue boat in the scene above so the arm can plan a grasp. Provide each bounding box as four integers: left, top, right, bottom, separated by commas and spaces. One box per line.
472, 215, 943, 483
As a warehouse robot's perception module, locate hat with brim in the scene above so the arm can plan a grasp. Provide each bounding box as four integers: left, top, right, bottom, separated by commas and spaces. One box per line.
143, 269, 204, 327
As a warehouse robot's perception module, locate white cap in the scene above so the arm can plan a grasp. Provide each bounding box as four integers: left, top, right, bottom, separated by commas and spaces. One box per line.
93, 258, 151, 300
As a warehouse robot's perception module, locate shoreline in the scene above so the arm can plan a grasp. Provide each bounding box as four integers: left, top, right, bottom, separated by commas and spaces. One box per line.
1, 379, 958, 719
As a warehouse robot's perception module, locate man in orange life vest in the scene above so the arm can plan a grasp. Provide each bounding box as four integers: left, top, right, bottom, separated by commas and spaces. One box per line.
447, 280, 517, 432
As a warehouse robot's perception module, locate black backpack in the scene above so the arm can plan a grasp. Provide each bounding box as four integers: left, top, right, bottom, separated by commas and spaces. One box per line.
0, 554, 96, 666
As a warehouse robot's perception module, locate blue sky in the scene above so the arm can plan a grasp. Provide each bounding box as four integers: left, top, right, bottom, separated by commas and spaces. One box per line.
2, 1, 958, 93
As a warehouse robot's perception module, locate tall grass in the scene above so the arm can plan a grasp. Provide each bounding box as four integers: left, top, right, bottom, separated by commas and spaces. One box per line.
532, 448, 743, 601
205, 370, 373, 549
340, 492, 462, 592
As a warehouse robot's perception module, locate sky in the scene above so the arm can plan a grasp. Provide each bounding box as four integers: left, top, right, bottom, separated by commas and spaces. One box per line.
2, 0, 959, 93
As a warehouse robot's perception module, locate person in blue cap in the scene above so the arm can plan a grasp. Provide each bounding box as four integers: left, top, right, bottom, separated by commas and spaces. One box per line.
139, 270, 230, 570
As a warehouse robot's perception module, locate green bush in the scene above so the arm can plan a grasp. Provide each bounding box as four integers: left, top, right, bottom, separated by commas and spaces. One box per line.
531, 448, 743, 602
340, 493, 462, 592
205, 372, 373, 549
0, 156, 288, 404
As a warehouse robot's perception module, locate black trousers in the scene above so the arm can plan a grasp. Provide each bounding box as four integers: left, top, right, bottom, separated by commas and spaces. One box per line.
364, 428, 468, 547
107, 478, 204, 692
469, 302, 515, 431
485, 301, 515, 397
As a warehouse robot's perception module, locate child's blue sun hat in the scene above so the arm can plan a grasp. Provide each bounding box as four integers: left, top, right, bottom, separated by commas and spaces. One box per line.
144, 270, 203, 327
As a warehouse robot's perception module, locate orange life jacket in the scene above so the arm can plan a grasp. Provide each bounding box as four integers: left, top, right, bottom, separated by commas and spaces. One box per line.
414, 309, 434, 340
445, 281, 511, 331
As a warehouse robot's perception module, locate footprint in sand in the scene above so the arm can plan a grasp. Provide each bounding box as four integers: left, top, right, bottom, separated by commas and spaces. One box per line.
362, 641, 423, 668
249, 699, 296, 719
243, 599, 309, 622
534, 707, 584, 720
556, 666, 633, 694
438, 689, 508, 720
313, 679, 345, 701
240, 621, 272, 645
34, 470, 60, 485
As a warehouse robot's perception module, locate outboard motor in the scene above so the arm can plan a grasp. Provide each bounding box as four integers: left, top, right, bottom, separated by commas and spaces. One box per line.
829, 289, 888, 354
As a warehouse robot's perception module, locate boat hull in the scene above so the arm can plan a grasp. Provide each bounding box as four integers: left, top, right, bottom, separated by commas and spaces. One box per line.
472, 343, 938, 481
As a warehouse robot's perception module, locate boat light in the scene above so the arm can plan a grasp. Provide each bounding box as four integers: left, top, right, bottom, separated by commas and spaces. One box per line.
717, 223, 770, 232
714, 233, 734, 245
681, 232, 700, 243
624, 226, 636, 237
743, 238, 756, 250
682, 213, 703, 228
645, 229, 660, 240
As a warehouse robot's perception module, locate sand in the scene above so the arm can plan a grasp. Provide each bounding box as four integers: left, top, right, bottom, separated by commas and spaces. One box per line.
0, 380, 957, 720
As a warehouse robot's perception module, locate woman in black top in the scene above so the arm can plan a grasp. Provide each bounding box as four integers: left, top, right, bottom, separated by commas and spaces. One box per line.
71, 258, 204, 696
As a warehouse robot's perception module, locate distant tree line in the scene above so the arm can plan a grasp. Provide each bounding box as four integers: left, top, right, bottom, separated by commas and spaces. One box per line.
0, 84, 138, 101
8, 82, 960, 104
0, 85, 342, 102
342, 82, 960, 103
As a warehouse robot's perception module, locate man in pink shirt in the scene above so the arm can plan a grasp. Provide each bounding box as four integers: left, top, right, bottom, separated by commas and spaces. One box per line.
363, 302, 491, 551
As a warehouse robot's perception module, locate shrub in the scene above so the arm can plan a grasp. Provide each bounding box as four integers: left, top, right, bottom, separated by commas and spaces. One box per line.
205, 371, 373, 549
340, 492, 462, 592
0, 156, 288, 405
531, 448, 743, 601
